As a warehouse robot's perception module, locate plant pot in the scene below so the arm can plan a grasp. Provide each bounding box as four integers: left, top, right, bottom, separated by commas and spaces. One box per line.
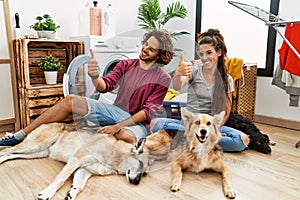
44, 71, 58, 84
37, 30, 56, 39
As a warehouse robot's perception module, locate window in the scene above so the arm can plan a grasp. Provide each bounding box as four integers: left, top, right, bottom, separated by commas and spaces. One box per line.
196, 0, 280, 77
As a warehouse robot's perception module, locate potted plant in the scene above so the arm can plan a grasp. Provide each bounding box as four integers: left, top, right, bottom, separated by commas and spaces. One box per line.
137, 0, 189, 39
30, 14, 60, 39
39, 55, 62, 84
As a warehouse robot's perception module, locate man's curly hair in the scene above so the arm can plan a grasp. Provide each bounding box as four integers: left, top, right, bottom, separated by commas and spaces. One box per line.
142, 29, 174, 65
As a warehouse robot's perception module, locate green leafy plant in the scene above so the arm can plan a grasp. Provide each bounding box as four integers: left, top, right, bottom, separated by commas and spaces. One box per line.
30, 14, 60, 32
137, 0, 189, 38
39, 56, 62, 71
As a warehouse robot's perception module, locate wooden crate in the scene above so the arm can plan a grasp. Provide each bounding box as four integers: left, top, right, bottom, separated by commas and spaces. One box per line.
231, 65, 257, 121
13, 39, 84, 128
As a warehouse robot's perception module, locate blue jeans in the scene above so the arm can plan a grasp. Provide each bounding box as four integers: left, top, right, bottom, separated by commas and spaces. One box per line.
152, 118, 247, 152
84, 97, 148, 140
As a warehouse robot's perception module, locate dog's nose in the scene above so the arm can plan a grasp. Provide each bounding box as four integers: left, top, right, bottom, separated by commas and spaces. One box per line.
126, 169, 142, 185
200, 129, 207, 135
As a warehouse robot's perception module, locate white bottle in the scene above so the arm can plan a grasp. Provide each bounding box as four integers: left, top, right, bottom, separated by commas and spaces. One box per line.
79, 2, 90, 36
103, 3, 116, 36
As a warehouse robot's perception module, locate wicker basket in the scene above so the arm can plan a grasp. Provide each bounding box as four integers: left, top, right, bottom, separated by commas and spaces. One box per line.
231, 65, 257, 121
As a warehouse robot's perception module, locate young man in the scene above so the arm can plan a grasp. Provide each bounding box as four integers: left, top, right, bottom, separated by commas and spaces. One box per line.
0, 29, 174, 147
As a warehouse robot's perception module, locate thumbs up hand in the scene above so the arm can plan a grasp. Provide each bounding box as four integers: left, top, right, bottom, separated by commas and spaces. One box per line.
88, 49, 100, 79
175, 53, 193, 77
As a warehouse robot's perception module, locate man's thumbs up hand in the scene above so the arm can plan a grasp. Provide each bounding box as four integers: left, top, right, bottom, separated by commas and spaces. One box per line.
88, 49, 100, 79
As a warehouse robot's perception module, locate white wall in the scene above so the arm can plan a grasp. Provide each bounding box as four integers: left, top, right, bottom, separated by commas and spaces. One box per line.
0, 1, 14, 120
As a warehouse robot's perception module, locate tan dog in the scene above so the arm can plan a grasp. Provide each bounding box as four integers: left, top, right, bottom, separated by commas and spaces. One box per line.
169, 108, 236, 199
0, 123, 153, 200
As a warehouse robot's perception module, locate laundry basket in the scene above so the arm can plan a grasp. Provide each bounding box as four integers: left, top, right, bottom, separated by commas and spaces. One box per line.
231, 65, 257, 121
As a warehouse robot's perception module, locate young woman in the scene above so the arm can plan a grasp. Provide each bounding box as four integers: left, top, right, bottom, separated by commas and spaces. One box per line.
152, 28, 249, 152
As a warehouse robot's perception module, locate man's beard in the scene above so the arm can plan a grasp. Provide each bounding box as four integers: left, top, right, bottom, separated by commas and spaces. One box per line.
139, 54, 158, 62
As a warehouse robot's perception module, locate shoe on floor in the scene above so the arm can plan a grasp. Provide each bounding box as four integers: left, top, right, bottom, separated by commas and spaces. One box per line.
0, 133, 22, 148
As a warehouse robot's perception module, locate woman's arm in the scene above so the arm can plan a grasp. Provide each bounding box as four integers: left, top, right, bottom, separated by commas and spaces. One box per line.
223, 91, 233, 124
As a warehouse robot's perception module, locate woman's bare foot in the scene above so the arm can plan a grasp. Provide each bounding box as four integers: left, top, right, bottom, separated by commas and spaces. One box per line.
240, 133, 250, 147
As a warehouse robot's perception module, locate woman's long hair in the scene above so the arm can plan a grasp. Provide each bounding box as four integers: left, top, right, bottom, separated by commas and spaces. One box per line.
197, 29, 229, 115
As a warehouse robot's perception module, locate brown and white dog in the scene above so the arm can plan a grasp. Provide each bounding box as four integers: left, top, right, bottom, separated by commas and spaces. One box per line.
0, 123, 154, 200
168, 108, 236, 199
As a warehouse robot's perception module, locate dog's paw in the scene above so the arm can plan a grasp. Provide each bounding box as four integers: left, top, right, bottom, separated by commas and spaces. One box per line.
65, 192, 72, 200
170, 185, 180, 192
38, 193, 49, 200
38, 190, 55, 200
225, 190, 236, 199
269, 140, 276, 146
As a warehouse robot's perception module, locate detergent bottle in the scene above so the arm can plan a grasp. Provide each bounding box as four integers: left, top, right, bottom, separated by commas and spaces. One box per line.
89, 1, 102, 35
103, 3, 116, 36
79, 1, 102, 36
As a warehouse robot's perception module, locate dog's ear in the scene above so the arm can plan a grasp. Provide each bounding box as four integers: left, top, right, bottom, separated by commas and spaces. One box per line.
214, 111, 225, 126
181, 107, 193, 122
262, 134, 270, 141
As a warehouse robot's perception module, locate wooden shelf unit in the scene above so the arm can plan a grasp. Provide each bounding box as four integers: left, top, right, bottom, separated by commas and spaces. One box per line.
13, 39, 84, 128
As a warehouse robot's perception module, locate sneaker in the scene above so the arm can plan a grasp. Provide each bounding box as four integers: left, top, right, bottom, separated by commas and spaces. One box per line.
0, 132, 22, 148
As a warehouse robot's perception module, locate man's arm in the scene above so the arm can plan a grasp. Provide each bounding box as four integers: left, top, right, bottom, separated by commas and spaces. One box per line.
117, 110, 147, 129
99, 110, 147, 143
87, 49, 107, 92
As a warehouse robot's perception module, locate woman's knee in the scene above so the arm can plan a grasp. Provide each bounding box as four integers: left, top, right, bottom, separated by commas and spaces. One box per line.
151, 118, 165, 132
219, 134, 248, 152
150, 118, 159, 130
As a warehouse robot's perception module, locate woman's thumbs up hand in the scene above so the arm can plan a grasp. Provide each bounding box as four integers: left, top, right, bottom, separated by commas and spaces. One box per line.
175, 52, 193, 77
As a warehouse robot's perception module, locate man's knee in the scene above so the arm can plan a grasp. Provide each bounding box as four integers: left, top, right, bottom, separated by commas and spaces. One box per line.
65, 94, 88, 115
61, 94, 78, 112
62, 94, 74, 104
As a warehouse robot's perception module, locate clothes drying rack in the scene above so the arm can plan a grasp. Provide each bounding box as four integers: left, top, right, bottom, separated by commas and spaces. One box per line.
228, 1, 300, 59
228, 1, 300, 148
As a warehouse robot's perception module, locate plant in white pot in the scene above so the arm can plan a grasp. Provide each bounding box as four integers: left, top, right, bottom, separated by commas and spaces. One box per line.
30, 14, 60, 39
39, 55, 62, 84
